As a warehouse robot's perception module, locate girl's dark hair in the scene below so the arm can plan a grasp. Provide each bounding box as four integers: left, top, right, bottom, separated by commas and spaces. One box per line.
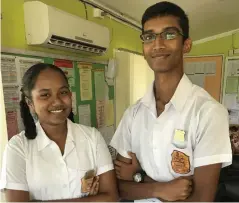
20, 63, 74, 139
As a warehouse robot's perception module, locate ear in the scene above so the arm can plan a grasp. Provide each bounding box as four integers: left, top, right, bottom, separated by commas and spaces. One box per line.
26, 97, 35, 113
183, 38, 192, 54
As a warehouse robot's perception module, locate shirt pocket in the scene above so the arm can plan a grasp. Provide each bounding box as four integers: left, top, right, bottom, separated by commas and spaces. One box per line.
67, 150, 97, 197
67, 168, 90, 198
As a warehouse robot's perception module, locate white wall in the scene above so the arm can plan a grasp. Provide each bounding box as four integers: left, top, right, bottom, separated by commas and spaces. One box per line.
115, 50, 154, 127
0, 70, 7, 202
129, 53, 154, 105
115, 51, 131, 127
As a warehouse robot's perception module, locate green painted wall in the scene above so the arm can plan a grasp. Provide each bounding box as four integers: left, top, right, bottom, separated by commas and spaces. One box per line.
2, 0, 238, 61
1, 0, 143, 61
189, 32, 239, 57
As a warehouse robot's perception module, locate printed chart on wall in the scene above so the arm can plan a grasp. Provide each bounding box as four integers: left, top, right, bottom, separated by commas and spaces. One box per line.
78, 62, 116, 157
184, 55, 223, 102
78, 62, 93, 101
222, 58, 239, 125
54, 59, 77, 115
16, 56, 44, 82
54, 59, 75, 88
1, 54, 44, 139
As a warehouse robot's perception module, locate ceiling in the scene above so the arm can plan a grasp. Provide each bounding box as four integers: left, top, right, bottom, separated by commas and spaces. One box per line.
95, 0, 239, 41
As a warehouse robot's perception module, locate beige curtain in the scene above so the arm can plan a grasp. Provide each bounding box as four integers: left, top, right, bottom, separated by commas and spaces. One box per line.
0, 69, 7, 202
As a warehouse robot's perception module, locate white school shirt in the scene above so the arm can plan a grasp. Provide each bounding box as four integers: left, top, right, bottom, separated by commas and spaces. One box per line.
0, 119, 113, 201
110, 74, 232, 182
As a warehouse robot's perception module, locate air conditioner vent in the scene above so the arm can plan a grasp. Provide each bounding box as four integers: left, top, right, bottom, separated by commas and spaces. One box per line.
48, 35, 107, 54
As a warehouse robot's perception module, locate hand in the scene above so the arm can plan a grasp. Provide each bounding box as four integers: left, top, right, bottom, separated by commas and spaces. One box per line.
114, 152, 141, 181
81, 177, 94, 193
89, 176, 100, 196
158, 176, 193, 201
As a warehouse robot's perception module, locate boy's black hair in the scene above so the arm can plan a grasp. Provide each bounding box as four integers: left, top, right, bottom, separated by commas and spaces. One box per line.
141, 1, 189, 41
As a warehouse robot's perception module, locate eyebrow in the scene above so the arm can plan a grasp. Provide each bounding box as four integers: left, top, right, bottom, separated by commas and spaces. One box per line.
143, 26, 181, 34
38, 85, 69, 92
60, 85, 70, 89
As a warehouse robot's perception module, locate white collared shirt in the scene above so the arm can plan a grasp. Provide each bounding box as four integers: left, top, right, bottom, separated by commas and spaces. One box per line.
110, 74, 232, 182
0, 119, 113, 201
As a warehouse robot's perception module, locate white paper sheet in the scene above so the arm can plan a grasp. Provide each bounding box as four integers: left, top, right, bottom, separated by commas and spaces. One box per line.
189, 74, 205, 88
54, 59, 74, 88
1, 55, 18, 84
78, 104, 91, 126
184, 62, 195, 75
104, 100, 114, 127
230, 60, 239, 76
6, 109, 19, 139
104, 84, 109, 100
72, 92, 77, 115
229, 110, 239, 125
96, 100, 105, 128
205, 61, 216, 75
223, 94, 239, 110
16, 57, 44, 80
79, 67, 93, 101
94, 71, 106, 100
3, 85, 20, 109
194, 62, 204, 74
227, 60, 234, 76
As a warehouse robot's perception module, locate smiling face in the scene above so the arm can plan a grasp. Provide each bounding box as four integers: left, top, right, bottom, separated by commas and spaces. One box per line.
142, 15, 192, 73
28, 68, 72, 126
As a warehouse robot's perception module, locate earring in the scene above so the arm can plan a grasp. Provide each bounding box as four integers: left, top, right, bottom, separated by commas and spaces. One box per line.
31, 112, 38, 122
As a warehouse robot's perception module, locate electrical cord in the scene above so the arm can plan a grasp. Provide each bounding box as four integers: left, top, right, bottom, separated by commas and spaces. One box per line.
83, 1, 88, 20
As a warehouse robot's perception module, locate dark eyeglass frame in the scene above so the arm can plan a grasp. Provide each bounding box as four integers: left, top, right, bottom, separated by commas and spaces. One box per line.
140, 27, 184, 43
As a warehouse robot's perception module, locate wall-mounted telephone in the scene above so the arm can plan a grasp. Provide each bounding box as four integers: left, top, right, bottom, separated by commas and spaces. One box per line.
105, 59, 116, 79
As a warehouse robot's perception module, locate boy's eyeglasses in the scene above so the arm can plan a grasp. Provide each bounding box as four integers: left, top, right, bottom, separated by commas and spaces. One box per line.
140, 28, 184, 43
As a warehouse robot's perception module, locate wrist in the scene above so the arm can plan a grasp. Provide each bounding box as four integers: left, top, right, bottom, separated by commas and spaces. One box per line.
152, 182, 167, 199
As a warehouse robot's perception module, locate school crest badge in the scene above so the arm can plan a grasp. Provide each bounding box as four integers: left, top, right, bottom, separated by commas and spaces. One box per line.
171, 150, 190, 174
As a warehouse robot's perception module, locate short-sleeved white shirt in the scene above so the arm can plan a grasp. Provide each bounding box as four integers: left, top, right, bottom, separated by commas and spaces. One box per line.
0, 119, 113, 201
110, 74, 232, 182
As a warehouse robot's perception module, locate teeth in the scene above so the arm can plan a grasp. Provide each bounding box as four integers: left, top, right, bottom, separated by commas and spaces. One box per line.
50, 110, 63, 113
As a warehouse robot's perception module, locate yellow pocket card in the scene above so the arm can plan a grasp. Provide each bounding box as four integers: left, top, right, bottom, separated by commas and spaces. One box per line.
173, 129, 187, 149
174, 129, 185, 142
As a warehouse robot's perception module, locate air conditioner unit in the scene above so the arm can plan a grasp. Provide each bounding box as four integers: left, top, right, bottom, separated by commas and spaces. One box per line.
23, 1, 110, 55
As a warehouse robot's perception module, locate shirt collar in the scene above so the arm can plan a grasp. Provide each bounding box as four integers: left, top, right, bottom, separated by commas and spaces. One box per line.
36, 118, 74, 151
141, 82, 157, 114
170, 74, 193, 112
141, 74, 193, 113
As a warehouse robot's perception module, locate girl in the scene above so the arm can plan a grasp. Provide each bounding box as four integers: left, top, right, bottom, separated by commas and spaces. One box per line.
1, 63, 118, 202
